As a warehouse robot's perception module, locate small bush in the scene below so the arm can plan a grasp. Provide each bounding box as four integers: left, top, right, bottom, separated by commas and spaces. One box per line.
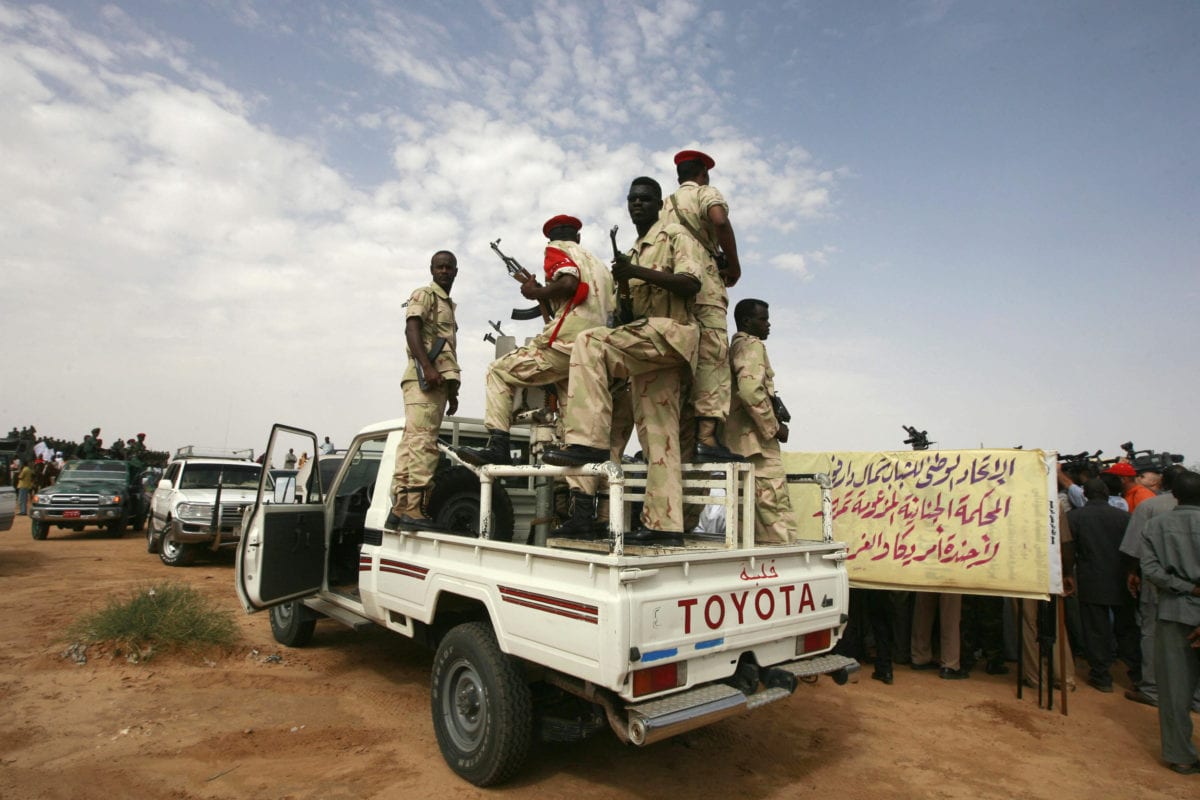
67, 582, 238, 657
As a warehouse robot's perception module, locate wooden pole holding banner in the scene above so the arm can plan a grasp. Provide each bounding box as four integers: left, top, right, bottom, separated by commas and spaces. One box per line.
1057, 594, 1069, 716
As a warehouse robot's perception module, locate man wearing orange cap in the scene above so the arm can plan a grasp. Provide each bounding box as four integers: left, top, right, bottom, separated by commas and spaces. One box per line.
454, 216, 614, 533
1105, 462, 1156, 513
660, 149, 744, 462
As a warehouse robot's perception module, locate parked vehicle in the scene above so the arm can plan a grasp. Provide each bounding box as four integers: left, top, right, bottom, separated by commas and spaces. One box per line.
236, 421, 855, 786
0, 486, 15, 532
147, 449, 260, 566
29, 459, 147, 539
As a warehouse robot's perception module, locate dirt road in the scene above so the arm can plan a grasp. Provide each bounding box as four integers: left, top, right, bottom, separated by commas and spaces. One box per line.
0, 515, 1194, 799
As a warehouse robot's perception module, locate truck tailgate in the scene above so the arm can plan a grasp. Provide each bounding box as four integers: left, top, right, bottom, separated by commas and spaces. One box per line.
626, 544, 848, 690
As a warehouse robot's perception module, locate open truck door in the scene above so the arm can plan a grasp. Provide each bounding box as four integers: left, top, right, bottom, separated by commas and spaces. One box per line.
235, 425, 326, 612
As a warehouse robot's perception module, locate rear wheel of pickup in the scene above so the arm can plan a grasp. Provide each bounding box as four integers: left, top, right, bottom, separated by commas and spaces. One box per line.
429, 467, 515, 542
159, 524, 196, 567
431, 621, 532, 787
105, 519, 125, 537
31, 520, 48, 540
269, 600, 317, 647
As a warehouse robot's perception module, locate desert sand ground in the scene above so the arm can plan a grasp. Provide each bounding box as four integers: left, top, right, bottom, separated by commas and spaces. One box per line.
1, 514, 1196, 800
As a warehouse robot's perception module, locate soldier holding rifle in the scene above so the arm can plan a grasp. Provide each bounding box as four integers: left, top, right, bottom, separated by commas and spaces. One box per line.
387, 251, 461, 530
723, 298, 795, 544
454, 216, 613, 535
543, 177, 703, 546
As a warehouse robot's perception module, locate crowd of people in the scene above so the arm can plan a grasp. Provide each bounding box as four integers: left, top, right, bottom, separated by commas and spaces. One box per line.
837, 459, 1200, 776
7, 426, 155, 515
387, 149, 794, 548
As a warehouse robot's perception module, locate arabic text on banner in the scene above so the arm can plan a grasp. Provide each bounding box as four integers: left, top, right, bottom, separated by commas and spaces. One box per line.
782, 449, 1059, 599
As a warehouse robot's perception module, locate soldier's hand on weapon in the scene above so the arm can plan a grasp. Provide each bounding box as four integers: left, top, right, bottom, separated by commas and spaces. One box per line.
612, 252, 638, 282
775, 422, 789, 443
519, 276, 543, 300
422, 363, 445, 390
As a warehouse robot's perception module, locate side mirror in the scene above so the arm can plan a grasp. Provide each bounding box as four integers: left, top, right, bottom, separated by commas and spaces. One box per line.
157, 478, 172, 491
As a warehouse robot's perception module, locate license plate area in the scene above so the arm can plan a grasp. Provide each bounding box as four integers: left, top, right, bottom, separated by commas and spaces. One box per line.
63, 510, 81, 518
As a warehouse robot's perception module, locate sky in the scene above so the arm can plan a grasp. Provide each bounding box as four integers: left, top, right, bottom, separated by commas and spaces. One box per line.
2, 0, 1197, 465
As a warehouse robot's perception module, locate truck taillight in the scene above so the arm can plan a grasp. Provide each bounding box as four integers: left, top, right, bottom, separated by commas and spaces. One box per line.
632, 661, 687, 697
797, 628, 832, 656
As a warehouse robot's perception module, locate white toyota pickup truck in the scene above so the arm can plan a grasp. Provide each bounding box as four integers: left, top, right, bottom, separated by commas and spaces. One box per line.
236, 420, 856, 786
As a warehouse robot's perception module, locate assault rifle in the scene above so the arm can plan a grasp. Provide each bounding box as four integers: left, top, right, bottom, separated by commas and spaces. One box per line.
490, 239, 551, 323
610, 225, 634, 325
415, 337, 447, 391
770, 394, 791, 424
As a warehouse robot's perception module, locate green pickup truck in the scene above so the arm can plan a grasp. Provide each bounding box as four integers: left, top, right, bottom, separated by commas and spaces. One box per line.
29, 459, 148, 540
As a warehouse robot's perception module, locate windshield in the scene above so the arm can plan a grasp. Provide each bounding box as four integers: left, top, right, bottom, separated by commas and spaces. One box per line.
64, 461, 127, 474
179, 464, 261, 490
60, 461, 128, 483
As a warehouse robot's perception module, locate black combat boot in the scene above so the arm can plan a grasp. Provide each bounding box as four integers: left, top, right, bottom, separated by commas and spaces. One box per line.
453, 429, 512, 467
693, 418, 748, 463
549, 492, 599, 540
542, 444, 610, 466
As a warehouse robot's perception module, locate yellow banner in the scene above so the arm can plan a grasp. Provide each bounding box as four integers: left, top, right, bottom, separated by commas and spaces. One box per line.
782, 449, 1059, 599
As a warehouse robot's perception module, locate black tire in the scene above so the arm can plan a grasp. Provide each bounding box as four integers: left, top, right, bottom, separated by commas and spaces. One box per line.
131, 510, 145, 533
429, 468, 515, 542
105, 518, 125, 537
31, 519, 48, 540
269, 600, 317, 647
430, 621, 532, 787
145, 518, 159, 553
158, 524, 196, 567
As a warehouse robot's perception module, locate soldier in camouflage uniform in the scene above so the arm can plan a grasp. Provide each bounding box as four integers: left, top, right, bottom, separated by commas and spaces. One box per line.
660, 150, 744, 462
453, 215, 614, 534
79, 431, 101, 459
127, 433, 148, 472
544, 177, 704, 546
387, 251, 461, 529
722, 299, 796, 544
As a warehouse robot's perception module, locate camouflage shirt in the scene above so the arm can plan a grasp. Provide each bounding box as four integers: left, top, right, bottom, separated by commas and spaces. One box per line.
402, 281, 459, 384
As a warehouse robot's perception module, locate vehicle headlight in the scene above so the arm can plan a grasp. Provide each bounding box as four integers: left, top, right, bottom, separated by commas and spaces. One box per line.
32, 494, 47, 505
102, 495, 123, 505
176, 503, 213, 521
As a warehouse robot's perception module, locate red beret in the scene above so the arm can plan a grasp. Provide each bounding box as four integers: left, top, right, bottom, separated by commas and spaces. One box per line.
542, 214, 582, 239
1102, 462, 1136, 477
674, 149, 715, 169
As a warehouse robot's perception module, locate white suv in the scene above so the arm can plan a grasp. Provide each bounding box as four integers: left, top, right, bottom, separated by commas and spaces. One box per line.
147, 453, 261, 566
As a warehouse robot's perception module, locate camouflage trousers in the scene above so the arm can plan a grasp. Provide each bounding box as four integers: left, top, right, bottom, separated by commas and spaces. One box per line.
391, 380, 448, 517
747, 440, 795, 544
564, 323, 690, 532
690, 306, 730, 421
606, 373, 701, 530
485, 342, 596, 495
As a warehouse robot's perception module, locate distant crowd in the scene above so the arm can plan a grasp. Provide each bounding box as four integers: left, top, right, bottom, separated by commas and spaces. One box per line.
836, 456, 1200, 776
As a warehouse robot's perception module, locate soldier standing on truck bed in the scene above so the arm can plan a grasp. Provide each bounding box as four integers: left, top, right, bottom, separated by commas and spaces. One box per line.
723, 298, 796, 544
453, 215, 614, 538
660, 149, 744, 463
543, 177, 704, 546
387, 250, 461, 530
